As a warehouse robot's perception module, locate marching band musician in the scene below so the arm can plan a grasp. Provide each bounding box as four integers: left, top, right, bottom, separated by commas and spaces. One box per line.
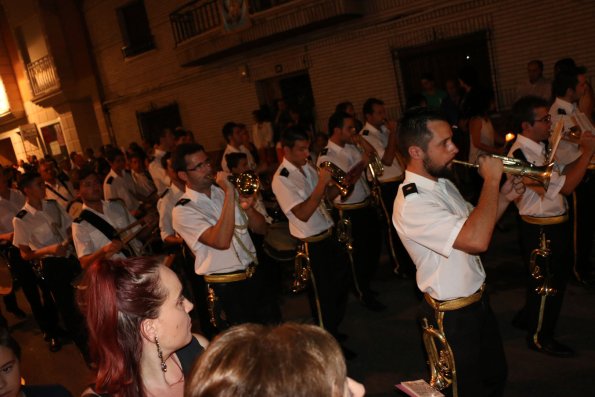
359, 98, 415, 276
393, 108, 520, 396
103, 147, 142, 216
510, 96, 595, 357
148, 128, 175, 196
0, 167, 61, 351
317, 111, 385, 312
12, 172, 89, 362
39, 159, 76, 209
271, 126, 353, 358
71, 167, 148, 269
171, 143, 271, 330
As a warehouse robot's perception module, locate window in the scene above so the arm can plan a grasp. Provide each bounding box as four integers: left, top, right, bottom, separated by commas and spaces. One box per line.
117, 1, 155, 58
136, 103, 182, 146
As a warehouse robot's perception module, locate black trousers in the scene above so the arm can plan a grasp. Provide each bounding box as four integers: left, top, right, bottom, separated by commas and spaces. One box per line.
41, 257, 88, 354
306, 235, 350, 337
339, 205, 382, 297
380, 180, 416, 275
519, 220, 572, 342
420, 293, 507, 397
5, 246, 60, 335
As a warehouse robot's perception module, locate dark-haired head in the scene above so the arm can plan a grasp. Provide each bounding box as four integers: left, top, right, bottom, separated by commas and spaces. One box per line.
17, 172, 41, 191
222, 122, 238, 144
510, 96, 550, 134
280, 126, 310, 149
225, 152, 247, 173
0, 327, 20, 360
362, 98, 384, 118
334, 101, 355, 116
171, 143, 205, 173
552, 71, 580, 99
398, 108, 449, 161
105, 147, 124, 164
328, 111, 354, 137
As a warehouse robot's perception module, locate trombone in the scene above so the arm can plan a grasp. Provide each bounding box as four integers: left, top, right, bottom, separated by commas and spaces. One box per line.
452, 154, 553, 191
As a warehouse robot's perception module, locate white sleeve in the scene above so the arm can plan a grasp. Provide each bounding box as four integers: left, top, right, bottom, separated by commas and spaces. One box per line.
172, 205, 212, 252
272, 175, 306, 216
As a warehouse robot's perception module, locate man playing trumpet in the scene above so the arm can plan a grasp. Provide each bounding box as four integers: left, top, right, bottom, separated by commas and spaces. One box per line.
510, 96, 595, 357
317, 111, 385, 311
393, 108, 522, 396
171, 143, 271, 330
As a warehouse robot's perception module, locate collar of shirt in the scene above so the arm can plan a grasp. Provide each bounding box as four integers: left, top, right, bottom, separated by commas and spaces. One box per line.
107, 168, 120, 180
553, 97, 575, 115
281, 157, 315, 182
170, 183, 184, 197
404, 170, 439, 191
515, 134, 546, 162
23, 201, 41, 216
185, 184, 222, 204
362, 121, 386, 135
326, 139, 346, 155
153, 148, 166, 159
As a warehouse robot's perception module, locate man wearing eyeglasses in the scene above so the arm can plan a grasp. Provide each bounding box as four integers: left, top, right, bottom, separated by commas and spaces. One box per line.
171, 143, 270, 331
510, 96, 595, 357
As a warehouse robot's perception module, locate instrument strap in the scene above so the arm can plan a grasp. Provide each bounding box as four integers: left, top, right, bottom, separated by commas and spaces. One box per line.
79, 210, 120, 241
45, 183, 70, 203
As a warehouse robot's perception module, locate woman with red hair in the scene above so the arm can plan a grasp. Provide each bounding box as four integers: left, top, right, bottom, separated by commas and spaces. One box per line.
79, 256, 207, 397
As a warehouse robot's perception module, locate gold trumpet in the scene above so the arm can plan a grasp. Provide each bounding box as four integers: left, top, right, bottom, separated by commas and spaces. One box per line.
318, 161, 354, 198
228, 170, 260, 196
452, 154, 553, 191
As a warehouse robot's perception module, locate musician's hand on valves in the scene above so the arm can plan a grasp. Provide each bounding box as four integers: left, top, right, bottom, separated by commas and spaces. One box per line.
477, 155, 503, 182
501, 175, 526, 201
215, 171, 234, 193
238, 194, 256, 211
318, 166, 333, 187
579, 131, 595, 154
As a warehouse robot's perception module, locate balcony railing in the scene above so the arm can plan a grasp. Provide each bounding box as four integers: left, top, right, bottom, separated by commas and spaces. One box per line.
26, 55, 60, 97
170, 0, 221, 45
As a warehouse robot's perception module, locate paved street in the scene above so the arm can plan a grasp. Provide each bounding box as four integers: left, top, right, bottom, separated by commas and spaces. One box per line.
8, 208, 595, 396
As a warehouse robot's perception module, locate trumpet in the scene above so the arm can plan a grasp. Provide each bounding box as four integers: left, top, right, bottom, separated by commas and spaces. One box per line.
318, 161, 354, 198
452, 154, 553, 191
228, 170, 260, 196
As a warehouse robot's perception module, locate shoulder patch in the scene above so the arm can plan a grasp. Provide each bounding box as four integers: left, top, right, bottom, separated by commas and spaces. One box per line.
44, 199, 56, 202
15, 210, 27, 219
73, 216, 83, 224
106, 176, 114, 185
402, 183, 418, 197
362, 129, 370, 136
159, 188, 170, 199
320, 148, 328, 156
280, 168, 289, 177
557, 108, 566, 115
175, 198, 191, 207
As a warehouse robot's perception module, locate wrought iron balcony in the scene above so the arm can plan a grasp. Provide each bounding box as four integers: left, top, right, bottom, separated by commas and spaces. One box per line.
170, 0, 222, 45
26, 55, 60, 97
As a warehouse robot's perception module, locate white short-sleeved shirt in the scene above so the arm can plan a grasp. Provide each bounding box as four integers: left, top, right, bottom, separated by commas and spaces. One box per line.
172, 185, 256, 275
221, 144, 256, 172
393, 171, 485, 301
13, 200, 72, 255
316, 140, 369, 205
157, 184, 185, 242
508, 134, 567, 217
131, 170, 156, 199
359, 122, 403, 182
44, 179, 75, 209
549, 97, 583, 166
252, 122, 274, 149
103, 169, 140, 212
72, 201, 141, 259
148, 149, 171, 196
271, 158, 334, 239
0, 189, 26, 235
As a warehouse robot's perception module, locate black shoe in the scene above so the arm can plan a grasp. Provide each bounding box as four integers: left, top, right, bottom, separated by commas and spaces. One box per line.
7, 308, 26, 319
340, 345, 357, 361
527, 338, 575, 358
48, 337, 61, 352
362, 296, 387, 312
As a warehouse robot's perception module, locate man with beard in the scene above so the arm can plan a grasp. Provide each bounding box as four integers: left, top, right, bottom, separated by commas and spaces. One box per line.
392, 108, 523, 397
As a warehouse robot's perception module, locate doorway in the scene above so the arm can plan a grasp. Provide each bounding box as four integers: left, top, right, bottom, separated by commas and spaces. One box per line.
0, 138, 17, 166
39, 122, 68, 161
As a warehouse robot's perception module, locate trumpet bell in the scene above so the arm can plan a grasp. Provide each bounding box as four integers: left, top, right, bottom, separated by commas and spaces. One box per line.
229, 170, 260, 196
319, 161, 354, 198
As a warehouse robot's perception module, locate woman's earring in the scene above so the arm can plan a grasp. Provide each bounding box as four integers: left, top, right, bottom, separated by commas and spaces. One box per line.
155, 336, 167, 372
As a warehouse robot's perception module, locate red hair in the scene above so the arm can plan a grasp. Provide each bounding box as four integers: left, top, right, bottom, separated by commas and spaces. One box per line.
78, 256, 166, 397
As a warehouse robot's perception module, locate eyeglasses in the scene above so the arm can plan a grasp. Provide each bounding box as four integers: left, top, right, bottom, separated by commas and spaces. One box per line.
186, 158, 211, 172
534, 114, 551, 124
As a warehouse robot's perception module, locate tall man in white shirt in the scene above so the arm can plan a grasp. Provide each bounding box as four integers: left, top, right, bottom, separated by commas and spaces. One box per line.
103, 147, 141, 216
272, 127, 352, 355
148, 128, 175, 195
39, 159, 76, 209
220, 122, 256, 172
171, 143, 270, 330
317, 111, 385, 311
393, 108, 519, 396
510, 96, 595, 357
360, 98, 415, 276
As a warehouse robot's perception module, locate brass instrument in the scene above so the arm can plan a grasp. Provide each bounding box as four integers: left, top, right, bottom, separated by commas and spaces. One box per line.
292, 242, 324, 328
228, 170, 260, 196
318, 161, 354, 199
452, 154, 553, 191
336, 212, 362, 299
422, 316, 458, 396
529, 231, 557, 297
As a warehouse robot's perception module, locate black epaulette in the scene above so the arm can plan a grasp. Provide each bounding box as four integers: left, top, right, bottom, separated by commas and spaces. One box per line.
512, 148, 528, 163
175, 198, 191, 206
15, 210, 27, 219
106, 176, 114, 185
362, 129, 370, 136
280, 168, 289, 177
73, 216, 83, 224
45, 199, 56, 202
320, 148, 328, 156
557, 108, 566, 115
159, 188, 170, 199
402, 183, 418, 197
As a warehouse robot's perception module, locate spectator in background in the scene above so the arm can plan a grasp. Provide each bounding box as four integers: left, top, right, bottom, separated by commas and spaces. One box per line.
441, 79, 464, 126
515, 60, 551, 102
186, 323, 365, 397
149, 128, 175, 196
335, 101, 364, 132
252, 109, 275, 165
128, 150, 157, 204
405, 93, 427, 110
310, 132, 328, 166
273, 98, 292, 143
220, 122, 257, 172
420, 73, 446, 110
238, 123, 260, 166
